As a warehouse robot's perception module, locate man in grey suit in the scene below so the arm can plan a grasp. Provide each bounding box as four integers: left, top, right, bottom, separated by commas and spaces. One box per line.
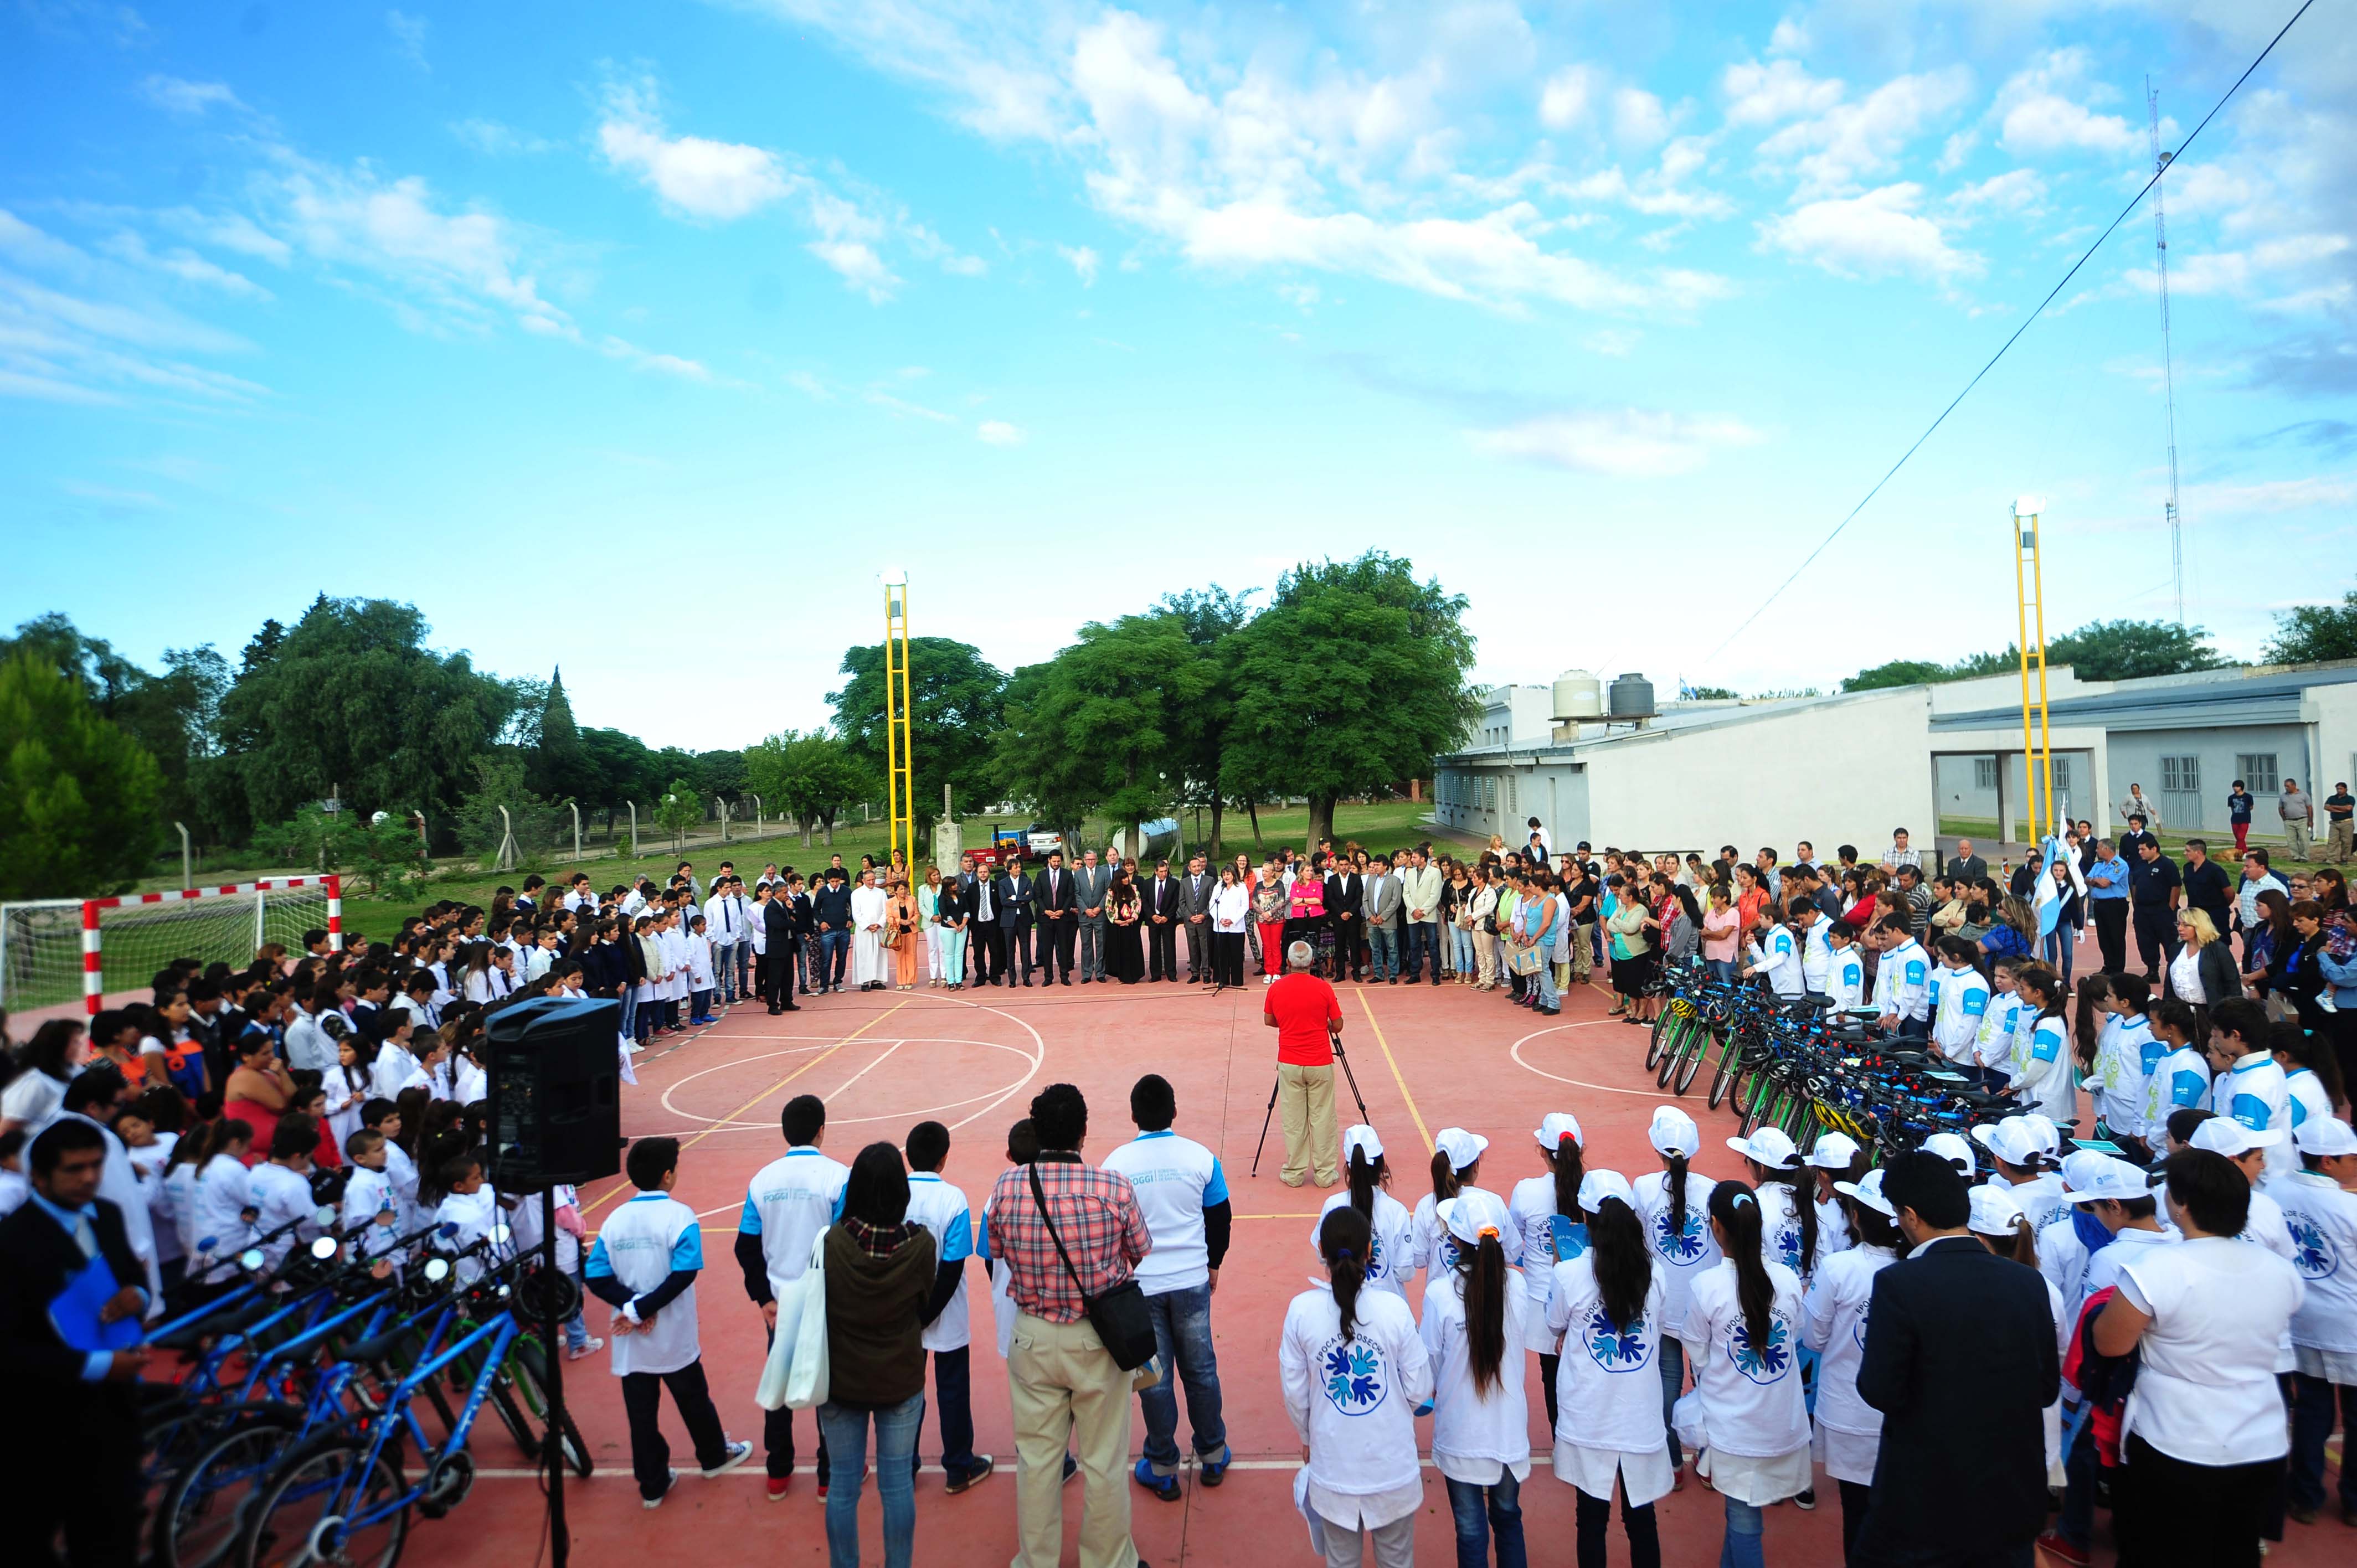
1364, 855, 1403, 982
1177, 853, 1216, 982
1074, 848, 1112, 983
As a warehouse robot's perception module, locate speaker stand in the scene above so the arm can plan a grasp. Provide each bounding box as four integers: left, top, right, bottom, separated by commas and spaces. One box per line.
541, 1186, 570, 1568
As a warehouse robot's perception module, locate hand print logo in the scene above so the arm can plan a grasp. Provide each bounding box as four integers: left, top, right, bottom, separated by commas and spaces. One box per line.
1852, 1301, 1871, 1350
1583, 1306, 1653, 1373
1436, 1235, 1461, 1274
1653, 1206, 1707, 1263
2287, 1213, 2338, 1280
1773, 1223, 1804, 1274
1728, 1312, 1794, 1385
1321, 1337, 1387, 1416
1365, 1230, 1387, 1281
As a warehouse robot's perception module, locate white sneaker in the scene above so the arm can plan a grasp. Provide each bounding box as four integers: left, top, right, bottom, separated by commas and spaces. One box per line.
643, 1471, 678, 1509
566, 1336, 605, 1361
625, 1041, 646, 1054
703, 1440, 754, 1478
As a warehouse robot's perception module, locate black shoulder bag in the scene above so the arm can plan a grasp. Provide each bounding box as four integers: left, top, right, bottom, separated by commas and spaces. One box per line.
1027, 1163, 1157, 1370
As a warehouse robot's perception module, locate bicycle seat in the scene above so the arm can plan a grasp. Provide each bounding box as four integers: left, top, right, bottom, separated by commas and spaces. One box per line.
343, 1325, 416, 1365
152, 1297, 273, 1352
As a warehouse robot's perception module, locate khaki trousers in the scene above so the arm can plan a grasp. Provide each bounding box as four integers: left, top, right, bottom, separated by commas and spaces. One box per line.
2327, 819, 2352, 864
1279, 1061, 1339, 1186
2286, 820, 2314, 860
1473, 928, 1499, 986
1572, 922, 1595, 981
1008, 1312, 1138, 1568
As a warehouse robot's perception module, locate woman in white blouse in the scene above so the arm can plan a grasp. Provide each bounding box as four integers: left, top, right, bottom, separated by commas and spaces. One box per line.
1547, 1170, 1670, 1568
1802, 1168, 1902, 1559
1419, 1189, 1530, 1568
2092, 1147, 2305, 1565
1208, 867, 1253, 992
1632, 1107, 1719, 1481
1678, 1181, 1812, 1568
1282, 1205, 1433, 1568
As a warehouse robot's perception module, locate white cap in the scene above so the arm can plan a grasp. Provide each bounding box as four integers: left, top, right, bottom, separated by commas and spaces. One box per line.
1576, 1169, 1635, 1214
1808, 1132, 1862, 1170
1727, 1127, 1800, 1170
2021, 1115, 2063, 1156
1922, 1133, 1977, 1177
1833, 1167, 1896, 1218
1972, 1117, 2046, 1169
1536, 1112, 1583, 1152
1967, 1185, 2026, 1236
2294, 1117, 2357, 1157
2058, 1148, 2112, 1192
1648, 1106, 1700, 1158
2061, 1157, 2150, 1204
1341, 1125, 1384, 1167
1435, 1127, 1489, 1172
2189, 1118, 2284, 1158
1441, 1188, 1513, 1248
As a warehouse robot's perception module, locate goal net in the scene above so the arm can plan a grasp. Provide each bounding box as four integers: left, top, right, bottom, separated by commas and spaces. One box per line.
0, 877, 341, 1017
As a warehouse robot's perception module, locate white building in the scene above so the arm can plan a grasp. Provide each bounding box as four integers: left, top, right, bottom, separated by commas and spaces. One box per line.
1469, 684, 1557, 751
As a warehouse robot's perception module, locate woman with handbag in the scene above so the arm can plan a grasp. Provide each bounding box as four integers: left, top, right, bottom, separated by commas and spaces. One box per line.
820, 1143, 937, 1568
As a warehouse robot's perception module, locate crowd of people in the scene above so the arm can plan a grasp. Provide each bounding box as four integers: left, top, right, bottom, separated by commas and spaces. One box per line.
4, 808, 2355, 1568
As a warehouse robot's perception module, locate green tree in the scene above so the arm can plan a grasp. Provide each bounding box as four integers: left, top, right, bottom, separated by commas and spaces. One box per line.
214, 596, 519, 829
995, 615, 1212, 844
1222, 552, 1480, 849
831, 638, 1006, 829
1843, 659, 1953, 692
454, 753, 566, 865
2044, 619, 2221, 683
528, 666, 590, 802
743, 730, 869, 847
0, 652, 167, 897
2266, 584, 2357, 664
1159, 587, 1254, 859
578, 726, 657, 829
652, 777, 703, 854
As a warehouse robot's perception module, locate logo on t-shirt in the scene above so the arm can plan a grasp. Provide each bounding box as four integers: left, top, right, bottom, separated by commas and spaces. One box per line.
1583, 1306, 1654, 1372
1320, 1336, 1388, 1415
1728, 1311, 1795, 1384
1653, 1204, 1707, 1263
2287, 1213, 2338, 1281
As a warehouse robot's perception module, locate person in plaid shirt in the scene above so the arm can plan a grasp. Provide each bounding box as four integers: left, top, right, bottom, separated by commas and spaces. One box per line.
985, 1084, 1153, 1568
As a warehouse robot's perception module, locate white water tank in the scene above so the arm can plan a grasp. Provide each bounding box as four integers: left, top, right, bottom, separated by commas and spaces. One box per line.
1552, 669, 1603, 720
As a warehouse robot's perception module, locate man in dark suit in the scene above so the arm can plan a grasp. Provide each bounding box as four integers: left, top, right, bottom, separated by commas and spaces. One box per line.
761, 889, 802, 1013
1032, 850, 1078, 985
959, 856, 1000, 986
1144, 858, 1185, 981
1853, 1151, 2060, 1568
1324, 860, 1364, 981
1176, 853, 1216, 982
994, 860, 1036, 986
1, 1118, 152, 1567
1074, 849, 1112, 983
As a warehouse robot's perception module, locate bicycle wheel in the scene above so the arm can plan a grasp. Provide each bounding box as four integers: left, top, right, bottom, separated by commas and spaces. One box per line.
241, 1441, 408, 1568
157, 1414, 299, 1568
1645, 1010, 1674, 1071
1654, 1015, 1687, 1087
1706, 1035, 1740, 1111
1671, 1023, 1708, 1096
508, 1340, 595, 1479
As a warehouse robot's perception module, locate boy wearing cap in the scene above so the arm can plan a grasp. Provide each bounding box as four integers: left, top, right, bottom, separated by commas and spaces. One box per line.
2184, 1116, 2296, 1261
2063, 1157, 2173, 1311
1974, 1118, 2068, 1233
2276, 1117, 2357, 1524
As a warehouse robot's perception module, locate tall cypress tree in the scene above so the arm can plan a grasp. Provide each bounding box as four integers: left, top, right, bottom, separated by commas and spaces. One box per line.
533, 666, 586, 799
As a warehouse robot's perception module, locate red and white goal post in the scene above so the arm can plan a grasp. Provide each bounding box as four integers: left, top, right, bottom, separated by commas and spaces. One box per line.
77, 876, 342, 1015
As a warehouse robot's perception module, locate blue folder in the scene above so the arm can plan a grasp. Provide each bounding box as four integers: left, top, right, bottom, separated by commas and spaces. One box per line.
49, 1255, 143, 1354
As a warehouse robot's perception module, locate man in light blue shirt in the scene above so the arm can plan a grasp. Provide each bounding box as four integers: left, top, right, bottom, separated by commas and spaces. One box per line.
2084, 839, 2131, 976
1101, 1074, 1233, 1500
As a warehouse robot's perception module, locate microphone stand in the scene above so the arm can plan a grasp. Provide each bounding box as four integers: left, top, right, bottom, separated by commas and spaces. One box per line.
541, 1185, 569, 1568
1250, 1027, 1372, 1177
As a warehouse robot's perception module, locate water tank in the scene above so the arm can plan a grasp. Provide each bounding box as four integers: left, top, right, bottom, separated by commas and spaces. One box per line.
1552, 669, 1603, 720
1607, 672, 1655, 719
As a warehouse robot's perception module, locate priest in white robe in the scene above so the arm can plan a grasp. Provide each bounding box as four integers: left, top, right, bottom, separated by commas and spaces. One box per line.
849, 869, 891, 989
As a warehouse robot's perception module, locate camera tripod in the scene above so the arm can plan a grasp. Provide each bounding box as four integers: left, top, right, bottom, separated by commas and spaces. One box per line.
1250, 1033, 1373, 1178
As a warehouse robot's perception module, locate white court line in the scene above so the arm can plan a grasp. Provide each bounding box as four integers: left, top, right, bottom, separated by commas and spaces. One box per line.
658, 1039, 1038, 1132
469, 1457, 1460, 1479
1508, 1020, 1681, 1097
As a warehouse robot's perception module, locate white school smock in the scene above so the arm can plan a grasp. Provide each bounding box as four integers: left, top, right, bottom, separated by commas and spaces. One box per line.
1418, 1266, 1532, 1485
163, 1161, 204, 1258
2038, 1213, 2093, 1318
1633, 1169, 1722, 1330
2140, 1047, 2211, 1141
1409, 1184, 1520, 1288
1546, 1254, 1674, 1505
1931, 966, 1990, 1066
2213, 1055, 2294, 1180
191, 1153, 256, 1282
1873, 938, 1932, 1022
1747, 927, 1803, 998
1801, 1242, 1897, 1484
1104, 1130, 1228, 1294
2082, 1224, 2177, 1308
2274, 1173, 2357, 1381
434, 1188, 505, 1283
1754, 1181, 1819, 1283
1824, 947, 1867, 1012
740, 1146, 850, 1299
2005, 1173, 2071, 1235
2117, 1236, 2303, 1467
904, 1171, 975, 1352
371, 1044, 425, 1106
1506, 1175, 1585, 1353
249, 1162, 322, 1272
2283, 1068, 2333, 1137
1313, 1189, 1418, 1299
1800, 920, 1835, 994
2009, 1012, 2075, 1126
1677, 1258, 1811, 1489
685, 933, 716, 991
1280, 1282, 1433, 1530
588, 1192, 706, 1376
975, 1195, 1018, 1359
342, 1164, 400, 1261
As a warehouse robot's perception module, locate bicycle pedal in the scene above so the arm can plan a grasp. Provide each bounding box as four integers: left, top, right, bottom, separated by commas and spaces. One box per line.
420, 1452, 475, 1518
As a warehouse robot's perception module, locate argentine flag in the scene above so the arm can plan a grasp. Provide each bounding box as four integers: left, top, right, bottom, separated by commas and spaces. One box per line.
2031, 835, 2066, 941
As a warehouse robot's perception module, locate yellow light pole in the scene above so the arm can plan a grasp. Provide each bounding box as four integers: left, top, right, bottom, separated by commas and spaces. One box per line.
882, 569, 914, 873
2010, 502, 2057, 841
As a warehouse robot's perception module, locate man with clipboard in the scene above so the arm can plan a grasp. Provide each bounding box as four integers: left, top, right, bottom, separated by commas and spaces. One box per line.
0, 1118, 151, 1566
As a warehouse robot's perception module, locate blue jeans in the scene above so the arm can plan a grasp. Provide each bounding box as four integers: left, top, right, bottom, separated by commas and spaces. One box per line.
1533, 955, 1560, 1009
1368, 924, 1397, 979
1705, 958, 1738, 984
1659, 1336, 1686, 1469
1451, 925, 1476, 972
619, 987, 638, 1042
1403, 922, 1435, 981
733, 940, 753, 1000
817, 1392, 923, 1568
1898, 1013, 1931, 1040
2056, 1416, 2097, 1548
1445, 1471, 1528, 1568
1719, 1496, 1764, 1568
1138, 1284, 1228, 1477
820, 929, 850, 987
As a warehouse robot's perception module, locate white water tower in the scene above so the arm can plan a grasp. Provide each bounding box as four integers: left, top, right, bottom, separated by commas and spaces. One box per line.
1552, 669, 1603, 721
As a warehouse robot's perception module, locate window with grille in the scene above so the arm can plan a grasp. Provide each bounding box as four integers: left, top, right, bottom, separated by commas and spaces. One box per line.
2052, 757, 2072, 790
1973, 758, 1998, 790
2236, 753, 2279, 793
2160, 756, 2199, 794
1506, 775, 1517, 813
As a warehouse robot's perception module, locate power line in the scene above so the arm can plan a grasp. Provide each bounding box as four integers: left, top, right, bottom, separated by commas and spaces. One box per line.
1705, 0, 2315, 664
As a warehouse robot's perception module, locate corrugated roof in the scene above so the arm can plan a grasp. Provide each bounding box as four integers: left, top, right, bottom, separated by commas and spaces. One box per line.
1439, 686, 1908, 764
1929, 662, 2357, 734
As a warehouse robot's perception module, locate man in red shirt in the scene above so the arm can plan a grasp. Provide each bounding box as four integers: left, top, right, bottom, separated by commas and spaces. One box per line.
1263, 939, 1343, 1187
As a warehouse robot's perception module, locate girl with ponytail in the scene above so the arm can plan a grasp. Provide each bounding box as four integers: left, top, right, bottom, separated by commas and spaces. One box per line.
1730, 1126, 1820, 1282
1509, 1112, 1587, 1430
1633, 1106, 1719, 1480
1801, 1168, 1903, 1559
1547, 1170, 1670, 1568
1804, 1132, 1869, 1259
1412, 1128, 1517, 1290
1679, 1181, 1810, 1568
1314, 1125, 1418, 1299
1419, 1188, 1530, 1567
1283, 1205, 1433, 1567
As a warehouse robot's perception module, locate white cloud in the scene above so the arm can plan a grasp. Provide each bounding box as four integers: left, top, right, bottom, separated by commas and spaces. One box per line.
976, 419, 1025, 445
866, 389, 956, 423
60, 479, 167, 508
138, 76, 245, 116
1610, 87, 1671, 148
1721, 59, 1841, 130
1058, 244, 1100, 285
785, 370, 833, 400
1995, 50, 2143, 158
2181, 473, 2355, 514
1278, 281, 1319, 308
1468, 406, 1762, 477
598, 84, 792, 220
1538, 65, 1598, 130
385, 10, 429, 70
0, 207, 89, 270
1757, 68, 1974, 197
159, 208, 294, 266
1768, 18, 1809, 56
451, 119, 558, 157
1758, 183, 1981, 281
1948, 168, 2046, 215
98, 231, 273, 297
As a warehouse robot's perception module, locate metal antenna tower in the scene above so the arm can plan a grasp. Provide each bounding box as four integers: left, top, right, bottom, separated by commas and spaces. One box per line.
2149, 79, 2185, 625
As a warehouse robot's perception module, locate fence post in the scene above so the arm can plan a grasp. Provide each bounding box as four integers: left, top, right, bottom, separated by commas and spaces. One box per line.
175, 821, 192, 890
496, 806, 519, 871
721, 798, 731, 844
629, 802, 640, 858
326, 873, 344, 952
751, 794, 762, 835
568, 800, 581, 861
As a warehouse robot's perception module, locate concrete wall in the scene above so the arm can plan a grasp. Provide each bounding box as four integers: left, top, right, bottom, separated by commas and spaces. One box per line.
2103, 723, 2309, 834
1434, 757, 1591, 847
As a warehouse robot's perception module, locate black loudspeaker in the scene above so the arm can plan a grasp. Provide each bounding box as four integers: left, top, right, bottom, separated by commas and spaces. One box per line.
484, 997, 622, 1189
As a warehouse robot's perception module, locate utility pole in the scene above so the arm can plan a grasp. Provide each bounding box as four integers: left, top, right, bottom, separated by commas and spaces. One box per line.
2149, 79, 2185, 626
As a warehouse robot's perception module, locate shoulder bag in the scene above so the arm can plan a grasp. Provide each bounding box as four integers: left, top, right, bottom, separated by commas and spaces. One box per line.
1027, 1163, 1157, 1370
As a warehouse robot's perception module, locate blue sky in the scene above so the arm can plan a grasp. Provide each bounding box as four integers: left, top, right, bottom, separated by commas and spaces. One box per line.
4, 1, 2353, 749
